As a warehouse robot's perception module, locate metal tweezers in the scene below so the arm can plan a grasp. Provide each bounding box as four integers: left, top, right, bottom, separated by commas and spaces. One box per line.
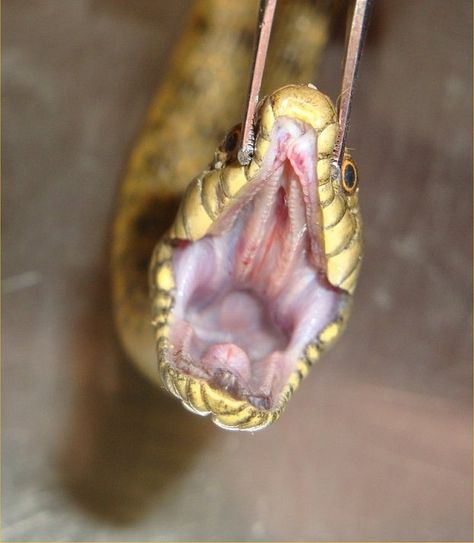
238, 0, 372, 170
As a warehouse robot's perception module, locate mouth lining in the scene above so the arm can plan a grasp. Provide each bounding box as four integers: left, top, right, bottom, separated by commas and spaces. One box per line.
166, 117, 346, 410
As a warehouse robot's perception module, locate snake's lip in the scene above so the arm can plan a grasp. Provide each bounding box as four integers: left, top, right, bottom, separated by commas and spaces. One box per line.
153, 112, 349, 418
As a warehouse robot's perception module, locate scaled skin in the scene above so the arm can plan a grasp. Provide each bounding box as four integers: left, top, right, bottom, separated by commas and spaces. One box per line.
111, 1, 338, 390
150, 85, 362, 431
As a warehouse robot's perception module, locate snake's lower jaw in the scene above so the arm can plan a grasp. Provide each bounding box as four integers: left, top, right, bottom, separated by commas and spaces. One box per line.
151, 91, 353, 431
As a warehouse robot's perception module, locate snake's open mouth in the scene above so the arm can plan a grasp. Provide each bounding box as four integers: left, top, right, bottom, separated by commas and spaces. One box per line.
167, 117, 347, 410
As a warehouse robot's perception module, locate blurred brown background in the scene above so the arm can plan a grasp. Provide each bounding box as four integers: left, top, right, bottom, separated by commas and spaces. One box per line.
2, 1, 472, 541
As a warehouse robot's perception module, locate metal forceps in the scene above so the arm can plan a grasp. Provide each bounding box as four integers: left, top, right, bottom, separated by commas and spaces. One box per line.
238, 0, 372, 170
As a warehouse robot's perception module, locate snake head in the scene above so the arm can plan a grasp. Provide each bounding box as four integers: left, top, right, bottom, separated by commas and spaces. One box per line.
150, 84, 362, 431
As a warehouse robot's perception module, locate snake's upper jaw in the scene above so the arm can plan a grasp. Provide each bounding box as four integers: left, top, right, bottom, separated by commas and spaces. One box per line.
152, 107, 350, 429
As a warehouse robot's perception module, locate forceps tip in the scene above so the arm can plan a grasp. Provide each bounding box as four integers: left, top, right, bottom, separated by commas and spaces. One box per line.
238, 0, 278, 165
332, 0, 372, 168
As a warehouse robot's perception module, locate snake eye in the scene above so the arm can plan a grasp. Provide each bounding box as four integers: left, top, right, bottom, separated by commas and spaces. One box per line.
341, 158, 358, 194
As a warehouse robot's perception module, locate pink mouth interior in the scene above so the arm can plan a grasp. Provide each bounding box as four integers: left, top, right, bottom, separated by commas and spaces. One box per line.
168, 118, 346, 409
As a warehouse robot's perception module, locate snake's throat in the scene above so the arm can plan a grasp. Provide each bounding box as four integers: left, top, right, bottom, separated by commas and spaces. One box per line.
166, 117, 347, 410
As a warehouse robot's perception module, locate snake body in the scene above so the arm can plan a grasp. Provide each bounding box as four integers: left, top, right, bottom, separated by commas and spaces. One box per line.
112, 0, 362, 431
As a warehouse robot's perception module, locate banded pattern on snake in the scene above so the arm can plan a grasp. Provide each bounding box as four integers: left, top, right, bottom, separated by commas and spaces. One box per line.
112, 0, 362, 431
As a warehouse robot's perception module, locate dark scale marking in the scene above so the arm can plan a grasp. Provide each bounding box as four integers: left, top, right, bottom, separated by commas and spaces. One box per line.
131, 197, 180, 289
247, 394, 272, 411
152, 301, 173, 317
335, 315, 345, 326
152, 321, 169, 332
223, 128, 240, 154
304, 354, 315, 367
156, 337, 169, 350
176, 74, 199, 100
324, 205, 348, 230
186, 384, 205, 411
147, 117, 164, 133
279, 48, 301, 77
215, 177, 227, 209
300, 356, 311, 369
226, 410, 258, 429
143, 153, 162, 177
326, 223, 357, 258
338, 255, 362, 286
194, 15, 209, 34
218, 168, 231, 199
153, 310, 170, 324
252, 151, 263, 167
152, 287, 176, 299
320, 191, 336, 208
237, 28, 254, 50
151, 257, 172, 270
201, 179, 218, 220
137, 257, 149, 273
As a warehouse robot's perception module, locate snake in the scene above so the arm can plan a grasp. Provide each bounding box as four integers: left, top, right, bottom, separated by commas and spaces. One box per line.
111, 0, 363, 431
